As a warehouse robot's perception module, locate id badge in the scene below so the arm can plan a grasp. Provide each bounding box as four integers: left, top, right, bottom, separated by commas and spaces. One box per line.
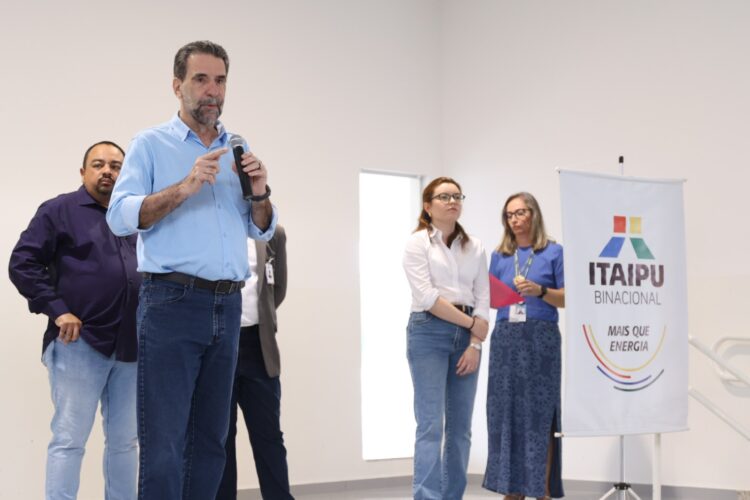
509, 303, 526, 323
265, 261, 275, 284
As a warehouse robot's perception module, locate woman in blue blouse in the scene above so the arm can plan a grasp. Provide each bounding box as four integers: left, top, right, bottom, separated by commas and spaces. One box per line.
482, 192, 565, 500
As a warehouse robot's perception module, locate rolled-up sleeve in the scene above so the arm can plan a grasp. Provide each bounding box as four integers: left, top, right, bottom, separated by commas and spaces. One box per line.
106, 136, 152, 236
402, 234, 440, 311
247, 204, 278, 242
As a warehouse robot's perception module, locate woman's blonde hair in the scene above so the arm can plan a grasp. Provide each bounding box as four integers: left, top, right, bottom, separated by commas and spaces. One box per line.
496, 192, 553, 255
415, 177, 468, 249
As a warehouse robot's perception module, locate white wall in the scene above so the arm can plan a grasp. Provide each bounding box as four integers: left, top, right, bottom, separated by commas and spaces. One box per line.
441, 0, 750, 492
0, 1, 440, 498
2, 1, 748, 498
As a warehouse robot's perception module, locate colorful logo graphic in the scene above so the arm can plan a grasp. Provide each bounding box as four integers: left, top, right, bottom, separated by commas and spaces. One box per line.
586, 214, 665, 392
582, 324, 665, 392
599, 215, 654, 259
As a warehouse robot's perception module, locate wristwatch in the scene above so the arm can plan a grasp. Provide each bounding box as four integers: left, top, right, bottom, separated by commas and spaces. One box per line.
539, 285, 548, 298
470, 342, 482, 351
249, 184, 272, 202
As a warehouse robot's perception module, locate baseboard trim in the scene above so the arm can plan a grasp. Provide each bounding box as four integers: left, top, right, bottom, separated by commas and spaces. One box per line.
238, 474, 741, 499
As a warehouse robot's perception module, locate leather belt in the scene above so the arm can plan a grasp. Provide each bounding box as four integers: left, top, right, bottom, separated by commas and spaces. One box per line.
453, 304, 474, 315
143, 272, 244, 294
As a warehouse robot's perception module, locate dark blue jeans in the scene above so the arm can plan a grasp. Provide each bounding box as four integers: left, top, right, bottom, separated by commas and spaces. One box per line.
136, 278, 241, 500
216, 325, 293, 500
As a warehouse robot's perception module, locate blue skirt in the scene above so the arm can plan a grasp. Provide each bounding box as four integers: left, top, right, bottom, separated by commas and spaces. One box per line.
482, 319, 564, 498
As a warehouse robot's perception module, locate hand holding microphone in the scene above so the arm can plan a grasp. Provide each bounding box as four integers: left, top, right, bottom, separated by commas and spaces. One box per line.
230, 135, 271, 201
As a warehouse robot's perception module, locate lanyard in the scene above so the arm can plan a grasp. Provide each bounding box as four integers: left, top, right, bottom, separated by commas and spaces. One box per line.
513, 249, 534, 280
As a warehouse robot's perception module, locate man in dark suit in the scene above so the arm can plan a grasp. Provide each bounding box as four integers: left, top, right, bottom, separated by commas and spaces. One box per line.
217, 225, 292, 500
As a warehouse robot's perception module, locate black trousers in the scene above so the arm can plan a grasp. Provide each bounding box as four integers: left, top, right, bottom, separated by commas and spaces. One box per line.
216, 325, 293, 500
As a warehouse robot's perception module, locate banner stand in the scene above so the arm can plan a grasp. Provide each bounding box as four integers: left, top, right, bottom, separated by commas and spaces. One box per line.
553, 431, 661, 500
594, 432, 662, 499
599, 159, 643, 500
598, 435, 643, 500
555, 156, 680, 500
653, 433, 662, 500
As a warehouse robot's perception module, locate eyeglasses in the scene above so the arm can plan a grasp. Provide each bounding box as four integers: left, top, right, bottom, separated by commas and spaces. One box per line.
432, 193, 466, 203
505, 208, 531, 220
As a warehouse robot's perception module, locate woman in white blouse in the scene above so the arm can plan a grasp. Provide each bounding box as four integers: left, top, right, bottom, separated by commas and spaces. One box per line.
403, 177, 490, 500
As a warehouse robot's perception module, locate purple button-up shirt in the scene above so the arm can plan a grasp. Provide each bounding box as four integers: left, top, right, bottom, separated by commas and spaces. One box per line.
9, 185, 140, 361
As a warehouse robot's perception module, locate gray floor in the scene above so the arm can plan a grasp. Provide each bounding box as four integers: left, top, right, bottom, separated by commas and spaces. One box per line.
288, 483, 495, 500
239, 475, 742, 500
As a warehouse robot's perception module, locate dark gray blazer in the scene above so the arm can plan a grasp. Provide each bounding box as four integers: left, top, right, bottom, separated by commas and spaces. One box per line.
254, 225, 287, 378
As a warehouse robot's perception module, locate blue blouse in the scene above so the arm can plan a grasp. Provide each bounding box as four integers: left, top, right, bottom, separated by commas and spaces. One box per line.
490, 242, 564, 322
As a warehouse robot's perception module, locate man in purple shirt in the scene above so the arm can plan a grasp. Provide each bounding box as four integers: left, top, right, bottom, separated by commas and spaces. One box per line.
9, 141, 140, 500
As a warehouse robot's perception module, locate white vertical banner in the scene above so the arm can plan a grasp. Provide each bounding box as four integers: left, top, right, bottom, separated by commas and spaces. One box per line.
559, 170, 688, 436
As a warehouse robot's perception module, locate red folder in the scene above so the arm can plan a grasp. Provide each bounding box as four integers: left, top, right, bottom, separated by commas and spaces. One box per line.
490, 274, 524, 309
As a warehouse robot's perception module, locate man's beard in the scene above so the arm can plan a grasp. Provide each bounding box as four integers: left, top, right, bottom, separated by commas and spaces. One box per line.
95, 178, 114, 196
190, 98, 223, 126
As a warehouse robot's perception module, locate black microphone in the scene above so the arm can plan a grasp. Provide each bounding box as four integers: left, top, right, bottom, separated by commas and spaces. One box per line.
230, 134, 253, 199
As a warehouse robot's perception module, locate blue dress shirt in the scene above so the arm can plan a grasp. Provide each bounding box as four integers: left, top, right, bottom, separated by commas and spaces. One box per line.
9, 186, 140, 361
106, 114, 277, 281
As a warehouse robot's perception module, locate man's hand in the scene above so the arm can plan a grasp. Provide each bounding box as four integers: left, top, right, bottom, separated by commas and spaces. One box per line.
180, 147, 228, 197
55, 313, 82, 344
236, 151, 268, 197
234, 150, 272, 230
139, 147, 229, 230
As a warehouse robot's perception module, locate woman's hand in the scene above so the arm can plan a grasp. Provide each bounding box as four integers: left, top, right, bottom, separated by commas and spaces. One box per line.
515, 277, 543, 298
516, 279, 565, 307
456, 346, 480, 376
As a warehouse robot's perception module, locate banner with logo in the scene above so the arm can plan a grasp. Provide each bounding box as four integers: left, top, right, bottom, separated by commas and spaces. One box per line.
559, 170, 688, 436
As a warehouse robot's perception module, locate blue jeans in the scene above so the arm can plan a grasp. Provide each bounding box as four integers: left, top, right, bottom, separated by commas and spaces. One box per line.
407, 312, 479, 500
136, 278, 241, 500
44, 338, 137, 500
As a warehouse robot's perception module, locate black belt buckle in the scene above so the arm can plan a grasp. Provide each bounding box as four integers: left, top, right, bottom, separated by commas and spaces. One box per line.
454, 304, 473, 315
214, 280, 235, 294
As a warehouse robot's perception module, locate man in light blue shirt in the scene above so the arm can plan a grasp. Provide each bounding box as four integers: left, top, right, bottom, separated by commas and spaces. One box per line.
107, 40, 277, 500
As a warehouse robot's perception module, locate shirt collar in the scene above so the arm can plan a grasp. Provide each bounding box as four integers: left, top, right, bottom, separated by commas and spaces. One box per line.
75, 185, 105, 208
427, 225, 463, 244
169, 112, 228, 146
